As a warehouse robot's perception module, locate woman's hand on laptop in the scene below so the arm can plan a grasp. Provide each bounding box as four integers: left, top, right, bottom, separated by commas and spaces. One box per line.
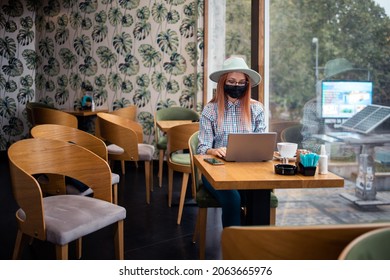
207, 147, 226, 158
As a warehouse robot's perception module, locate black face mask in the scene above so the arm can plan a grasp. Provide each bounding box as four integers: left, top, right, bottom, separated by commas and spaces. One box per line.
224, 84, 247, 99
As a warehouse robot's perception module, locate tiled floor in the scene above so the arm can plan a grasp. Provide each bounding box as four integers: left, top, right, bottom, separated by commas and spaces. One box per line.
1, 151, 390, 260
275, 180, 390, 226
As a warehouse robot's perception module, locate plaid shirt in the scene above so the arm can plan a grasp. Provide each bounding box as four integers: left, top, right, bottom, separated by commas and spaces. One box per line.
197, 98, 266, 155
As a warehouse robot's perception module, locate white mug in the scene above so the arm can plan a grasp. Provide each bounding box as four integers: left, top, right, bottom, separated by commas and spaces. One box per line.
277, 142, 298, 158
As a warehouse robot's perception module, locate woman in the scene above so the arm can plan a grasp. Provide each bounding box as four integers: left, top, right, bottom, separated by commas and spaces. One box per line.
197, 56, 266, 227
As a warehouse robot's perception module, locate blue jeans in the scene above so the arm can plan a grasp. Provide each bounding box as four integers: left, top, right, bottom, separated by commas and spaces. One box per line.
202, 175, 243, 227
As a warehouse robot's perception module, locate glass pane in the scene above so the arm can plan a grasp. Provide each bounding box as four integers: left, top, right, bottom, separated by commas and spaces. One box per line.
226, 0, 252, 65
206, 0, 252, 101
269, 0, 390, 196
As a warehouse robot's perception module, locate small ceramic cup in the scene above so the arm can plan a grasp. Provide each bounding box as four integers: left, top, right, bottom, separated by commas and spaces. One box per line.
277, 142, 298, 158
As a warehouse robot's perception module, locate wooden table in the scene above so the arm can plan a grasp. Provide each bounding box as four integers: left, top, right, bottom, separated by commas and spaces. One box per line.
63, 109, 108, 117
63, 109, 108, 133
194, 155, 344, 225
156, 120, 194, 132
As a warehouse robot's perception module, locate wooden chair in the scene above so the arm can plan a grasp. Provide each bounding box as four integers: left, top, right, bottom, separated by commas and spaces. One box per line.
8, 138, 126, 260
97, 112, 154, 204
111, 105, 137, 121
221, 223, 390, 260
109, 105, 138, 171
154, 107, 199, 187
188, 131, 278, 259
188, 131, 221, 259
30, 124, 121, 204
269, 120, 300, 148
97, 112, 146, 175
27, 108, 79, 200
166, 122, 200, 225
338, 227, 390, 259
95, 106, 137, 139
31, 107, 78, 128
280, 123, 304, 148
26, 102, 57, 127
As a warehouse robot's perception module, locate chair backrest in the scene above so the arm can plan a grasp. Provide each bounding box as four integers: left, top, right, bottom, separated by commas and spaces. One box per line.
155, 107, 199, 142
156, 107, 199, 122
31, 107, 78, 128
189, 131, 201, 192
111, 105, 137, 121
167, 122, 199, 158
26, 102, 57, 126
338, 227, 390, 259
269, 121, 300, 146
97, 113, 142, 160
280, 124, 304, 148
95, 105, 138, 139
8, 138, 112, 240
221, 223, 390, 260
30, 124, 108, 161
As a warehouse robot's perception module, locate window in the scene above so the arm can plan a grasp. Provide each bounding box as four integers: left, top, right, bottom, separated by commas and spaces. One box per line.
207, 0, 390, 188
269, 0, 390, 186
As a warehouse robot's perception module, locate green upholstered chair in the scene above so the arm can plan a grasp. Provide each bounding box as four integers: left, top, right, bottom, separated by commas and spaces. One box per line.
338, 227, 390, 259
154, 107, 199, 187
166, 122, 200, 225
188, 131, 278, 259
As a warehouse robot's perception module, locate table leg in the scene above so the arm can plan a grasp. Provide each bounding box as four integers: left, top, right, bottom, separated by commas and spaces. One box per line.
243, 189, 271, 225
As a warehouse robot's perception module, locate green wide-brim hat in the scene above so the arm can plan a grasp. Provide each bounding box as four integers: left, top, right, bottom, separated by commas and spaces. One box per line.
209, 57, 262, 87
324, 58, 355, 79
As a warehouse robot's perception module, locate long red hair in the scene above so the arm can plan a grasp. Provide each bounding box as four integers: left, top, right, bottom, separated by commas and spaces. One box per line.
209, 73, 252, 130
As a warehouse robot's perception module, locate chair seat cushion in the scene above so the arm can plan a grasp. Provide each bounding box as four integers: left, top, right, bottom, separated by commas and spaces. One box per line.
65, 175, 121, 195
138, 143, 155, 161
170, 153, 190, 165
107, 144, 124, 155
111, 172, 120, 185
28, 195, 126, 245
107, 144, 154, 161
66, 184, 94, 196
157, 135, 167, 150
65, 176, 93, 196
270, 192, 278, 208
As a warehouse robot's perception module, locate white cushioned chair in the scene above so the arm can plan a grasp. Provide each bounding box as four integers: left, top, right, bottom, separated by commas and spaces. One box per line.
30, 124, 121, 204
97, 112, 155, 204
8, 138, 126, 260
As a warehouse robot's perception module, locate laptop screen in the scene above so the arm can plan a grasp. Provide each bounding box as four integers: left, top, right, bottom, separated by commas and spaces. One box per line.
223, 132, 277, 162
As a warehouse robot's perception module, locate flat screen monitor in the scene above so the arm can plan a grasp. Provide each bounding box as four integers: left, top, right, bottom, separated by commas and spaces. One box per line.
321, 80, 373, 119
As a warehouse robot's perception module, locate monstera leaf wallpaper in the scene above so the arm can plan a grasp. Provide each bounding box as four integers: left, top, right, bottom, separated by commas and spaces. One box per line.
0, 0, 204, 150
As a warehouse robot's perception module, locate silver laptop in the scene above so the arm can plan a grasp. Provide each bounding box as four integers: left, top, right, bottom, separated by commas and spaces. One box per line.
222, 132, 277, 162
